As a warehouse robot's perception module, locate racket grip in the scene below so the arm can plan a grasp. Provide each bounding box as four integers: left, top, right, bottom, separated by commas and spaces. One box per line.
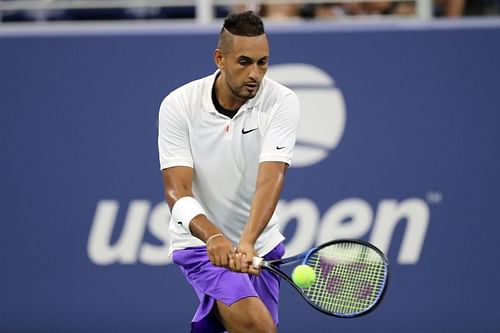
252, 256, 263, 268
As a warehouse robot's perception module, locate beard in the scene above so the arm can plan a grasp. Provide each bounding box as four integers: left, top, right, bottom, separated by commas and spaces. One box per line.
227, 80, 260, 101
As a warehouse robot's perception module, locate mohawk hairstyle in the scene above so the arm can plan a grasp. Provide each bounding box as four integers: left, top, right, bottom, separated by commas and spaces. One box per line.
221, 11, 265, 37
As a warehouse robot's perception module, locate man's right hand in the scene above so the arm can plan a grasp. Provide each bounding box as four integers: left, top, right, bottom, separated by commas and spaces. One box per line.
206, 235, 234, 268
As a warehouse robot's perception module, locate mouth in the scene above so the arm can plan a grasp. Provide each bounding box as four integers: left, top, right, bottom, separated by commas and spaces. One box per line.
244, 82, 259, 92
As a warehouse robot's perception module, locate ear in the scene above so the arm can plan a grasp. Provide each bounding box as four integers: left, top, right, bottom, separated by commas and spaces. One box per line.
214, 49, 224, 70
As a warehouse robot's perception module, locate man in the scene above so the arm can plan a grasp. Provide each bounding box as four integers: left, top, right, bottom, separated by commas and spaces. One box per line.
158, 11, 300, 333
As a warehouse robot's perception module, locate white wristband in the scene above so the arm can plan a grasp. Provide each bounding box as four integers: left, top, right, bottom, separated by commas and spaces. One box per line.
171, 196, 206, 234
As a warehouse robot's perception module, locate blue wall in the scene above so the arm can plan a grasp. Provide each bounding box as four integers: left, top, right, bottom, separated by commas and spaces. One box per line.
1, 21, 500, 332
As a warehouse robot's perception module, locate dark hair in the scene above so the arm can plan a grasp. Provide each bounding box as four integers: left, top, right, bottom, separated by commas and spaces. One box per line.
221, 11, 265, 36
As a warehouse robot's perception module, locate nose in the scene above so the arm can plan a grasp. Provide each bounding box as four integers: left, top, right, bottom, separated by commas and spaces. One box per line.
248, 63, 262, 81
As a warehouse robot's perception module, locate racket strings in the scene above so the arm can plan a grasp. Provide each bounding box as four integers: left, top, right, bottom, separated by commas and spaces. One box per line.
302, 242, 387, 316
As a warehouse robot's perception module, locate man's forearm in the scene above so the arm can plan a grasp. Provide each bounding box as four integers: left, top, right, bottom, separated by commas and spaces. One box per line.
189, 215, 225, 243
240, 162, 287, 245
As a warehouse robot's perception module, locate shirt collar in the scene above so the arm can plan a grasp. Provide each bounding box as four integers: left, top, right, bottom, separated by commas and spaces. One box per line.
202, 70, 263, 114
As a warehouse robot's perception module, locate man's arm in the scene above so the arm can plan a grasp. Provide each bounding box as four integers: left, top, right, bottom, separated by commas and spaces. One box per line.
232, 161, 288, 275
162, 166, 234, 267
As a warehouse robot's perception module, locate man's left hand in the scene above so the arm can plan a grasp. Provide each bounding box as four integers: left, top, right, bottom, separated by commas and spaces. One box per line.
230, 242, 261, 275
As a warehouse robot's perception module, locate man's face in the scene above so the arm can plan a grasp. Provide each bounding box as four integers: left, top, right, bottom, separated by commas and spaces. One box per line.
220, 34, 269, 101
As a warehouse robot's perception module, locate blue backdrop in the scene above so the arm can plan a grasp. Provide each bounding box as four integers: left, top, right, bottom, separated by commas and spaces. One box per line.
1, 20, 500, 332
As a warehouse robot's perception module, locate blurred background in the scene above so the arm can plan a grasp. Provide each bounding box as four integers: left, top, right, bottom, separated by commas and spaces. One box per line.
0, 0, 499, 23
1, 1, 500, 332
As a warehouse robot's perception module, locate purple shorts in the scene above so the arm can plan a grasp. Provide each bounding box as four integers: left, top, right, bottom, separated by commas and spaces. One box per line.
172, 243, 285, 333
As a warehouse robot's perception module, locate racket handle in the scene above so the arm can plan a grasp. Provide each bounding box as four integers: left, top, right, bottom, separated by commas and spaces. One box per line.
252, 256, 263, 268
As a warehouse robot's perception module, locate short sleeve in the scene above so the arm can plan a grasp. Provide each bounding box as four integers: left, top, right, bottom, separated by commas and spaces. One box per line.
158, 94, 193, 170
259, 92, 301, 165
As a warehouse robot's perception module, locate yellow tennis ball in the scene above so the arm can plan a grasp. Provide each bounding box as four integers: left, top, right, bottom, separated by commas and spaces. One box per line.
292, 265, 316, 289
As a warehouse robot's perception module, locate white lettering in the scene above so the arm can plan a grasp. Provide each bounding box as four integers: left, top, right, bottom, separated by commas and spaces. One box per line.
87, 200, 150, 265
88, 197, 431, 265
140, 202, 172, 265
317, 198, 373, 243
370, 199, 430, 264
277, 199, 319, 257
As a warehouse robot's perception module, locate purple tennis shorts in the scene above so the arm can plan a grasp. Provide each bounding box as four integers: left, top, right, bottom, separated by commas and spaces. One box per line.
172, 242, 285, 333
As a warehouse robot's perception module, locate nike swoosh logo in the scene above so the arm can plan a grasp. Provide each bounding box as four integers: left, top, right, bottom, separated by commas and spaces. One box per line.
177, 221, 183, 226
276, 146, 286, 150
242, 128, 258, 134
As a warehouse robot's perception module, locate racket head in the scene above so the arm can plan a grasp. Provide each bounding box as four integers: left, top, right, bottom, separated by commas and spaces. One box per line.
298, 239, 389, 317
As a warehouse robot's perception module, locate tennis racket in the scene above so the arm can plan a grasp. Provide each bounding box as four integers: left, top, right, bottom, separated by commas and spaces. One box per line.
252, 239, 389, 318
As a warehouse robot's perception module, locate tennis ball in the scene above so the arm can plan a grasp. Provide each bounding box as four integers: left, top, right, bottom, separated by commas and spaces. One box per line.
292, 265, 316, 289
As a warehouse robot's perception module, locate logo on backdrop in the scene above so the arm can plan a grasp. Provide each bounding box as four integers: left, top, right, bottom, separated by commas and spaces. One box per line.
266, 64, 346, 168
87, 64, 435, 267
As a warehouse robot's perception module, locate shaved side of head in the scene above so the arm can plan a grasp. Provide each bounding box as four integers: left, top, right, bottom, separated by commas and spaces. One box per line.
217, 11, 266, 54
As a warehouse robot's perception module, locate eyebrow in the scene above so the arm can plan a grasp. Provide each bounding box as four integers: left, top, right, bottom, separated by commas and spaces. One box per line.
237, 55, 269, 62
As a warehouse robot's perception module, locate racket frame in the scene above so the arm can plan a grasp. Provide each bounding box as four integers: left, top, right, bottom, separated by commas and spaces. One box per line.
259, 239, 389, 318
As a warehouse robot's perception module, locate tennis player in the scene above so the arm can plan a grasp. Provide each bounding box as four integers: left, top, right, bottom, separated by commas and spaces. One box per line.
158, 11, 300, 333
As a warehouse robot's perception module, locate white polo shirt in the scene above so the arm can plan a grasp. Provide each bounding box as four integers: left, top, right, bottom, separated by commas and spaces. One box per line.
158, 71, 300, 256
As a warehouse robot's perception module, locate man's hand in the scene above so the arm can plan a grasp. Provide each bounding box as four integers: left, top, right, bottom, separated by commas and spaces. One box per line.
230, 241, 261, 276
206, 235, 234, 268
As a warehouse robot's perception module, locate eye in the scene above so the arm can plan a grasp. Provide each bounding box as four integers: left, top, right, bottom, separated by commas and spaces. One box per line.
258, 59, 268, 66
